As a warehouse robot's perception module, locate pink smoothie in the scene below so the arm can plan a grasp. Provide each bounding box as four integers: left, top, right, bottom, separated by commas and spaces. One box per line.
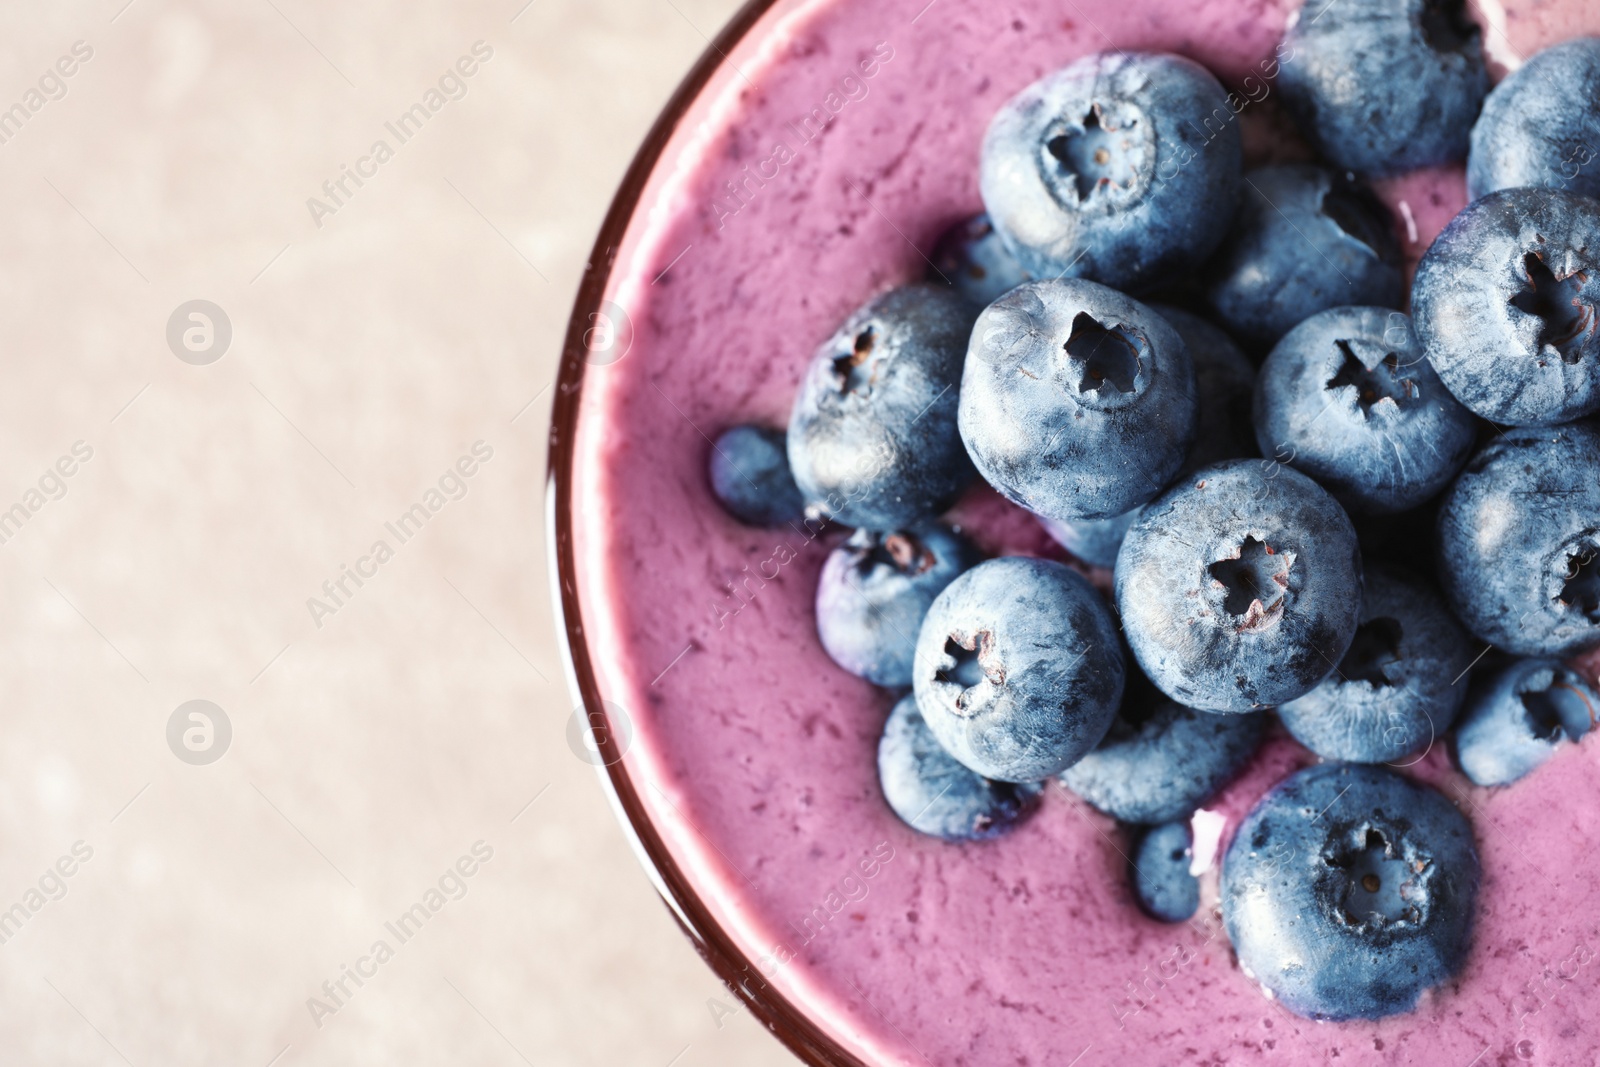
569, 1, 1600, 1062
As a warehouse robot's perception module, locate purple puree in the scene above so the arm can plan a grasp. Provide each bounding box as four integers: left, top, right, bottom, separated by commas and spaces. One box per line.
570, 0, 1600, 1061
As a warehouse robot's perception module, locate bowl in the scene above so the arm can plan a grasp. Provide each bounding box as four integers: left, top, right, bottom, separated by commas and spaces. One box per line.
549, 0, 1600, 1062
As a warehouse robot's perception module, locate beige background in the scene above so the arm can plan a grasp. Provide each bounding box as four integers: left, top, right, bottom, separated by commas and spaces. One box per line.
0, 0, 794, 1063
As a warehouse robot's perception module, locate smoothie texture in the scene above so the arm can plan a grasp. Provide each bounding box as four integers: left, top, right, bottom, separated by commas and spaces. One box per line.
568, 0, 1600, 1062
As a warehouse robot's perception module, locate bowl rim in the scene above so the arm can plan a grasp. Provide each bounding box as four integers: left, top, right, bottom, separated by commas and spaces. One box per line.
545, 1, 866, 1063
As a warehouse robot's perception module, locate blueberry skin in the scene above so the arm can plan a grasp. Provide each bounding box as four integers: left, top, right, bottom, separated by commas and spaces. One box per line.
1040, 307, 1255, 564
1254, 307, 1477, 515
1133, 822, 1199, 923
1203, 166, 1404, 351
1437, 422, 1600, 656
1115, 460, 1364, 713
816, 524, 977, 688
1278, 567, 1473, 763
788, 284, 976, 529
1280, 0, 1488, 176
929, 213, 1032, 308
959, 279, 1198, 522
1412, 188, 1600, 426
707, 425, 807, 527
913, 557, 1125, 782
1468, 38, 1600, 202
878, 693, 1044, 840
1221, 762, 1479, 1021
979, 52, 1241, 292
1454, 658, 1600, 786
1060, 697, 1264, 824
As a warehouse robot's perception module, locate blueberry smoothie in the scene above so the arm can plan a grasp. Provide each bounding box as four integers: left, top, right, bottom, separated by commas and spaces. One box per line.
566, 0, 1600, 1062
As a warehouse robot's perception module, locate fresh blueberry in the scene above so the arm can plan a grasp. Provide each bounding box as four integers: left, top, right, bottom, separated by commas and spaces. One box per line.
1437, 422, 1600, 656
960, 279, 1198, 522
929, 213, 1032, 308
1203, 166, 1404, 352
913, 556, 1124, 781
1279, 0, 1488, 175
816, 524, 977, 688
1278, 567, 1472, 763
1060, 686, 1264, 824
1253, 307, 1477, 515
1412, 187, 1600, 426
707, 424, 807, 527
979, 52, 1241, 292
1132, 822, 1199, 923
1454, 658, 1600, 786
1468, 37, 1600, 201
878, 692, 1043, 840
1116, 460, 1364, 713
1039, 306, 1255, 565
1221, 762, 1480, 1021
788, 284, 976, 529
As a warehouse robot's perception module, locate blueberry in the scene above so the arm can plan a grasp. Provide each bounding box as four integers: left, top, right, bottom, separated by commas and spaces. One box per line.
1412, 187, 1600, 426
1436, 422, 1600, 656
1203, 166, 1404, 352
913, 556, 1124, 781
1040, 307, 1255, 564
788, 284, 976, 529
816, 524, 977, 688
707, 424, 807, 527
1253, 307, 1477, 515
1221, 762, 1480, 1021
929, 213, 1032, 308
1278, 567, 1473, 763
1280, 0, 1488, 175
1060, 689, 1264, 824
979, 52, 1241, 292
1468, 37, 1600, 201
1132, 822, 1199, 923
960, 279, 1198, 522
1116, 460, 1364, 713
1454, 657, 1600, 786
878, 693, 1043, 840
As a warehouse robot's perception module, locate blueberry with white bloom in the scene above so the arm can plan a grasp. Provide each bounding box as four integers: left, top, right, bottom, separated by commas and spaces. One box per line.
1468, 37, 1600, 202
1221, 762, 1480, 1020
979, 52, 1241, 292
1454, 657, 1599, 786
1133, 821, 1200, 923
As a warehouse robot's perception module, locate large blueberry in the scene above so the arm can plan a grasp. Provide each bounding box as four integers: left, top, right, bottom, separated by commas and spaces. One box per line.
1412, 188, 1600, 426
1132, 822, 1200, 923
1437, 422, 1600, 656
1454, 658, 1599, 786
878, 693, 1043, 840
787, 284, 976, 528
1060, 688, 1264, 824
1278, 567, 1472, 763
816, 524, 976, 688
707, 424, 807, 527
913, 557, 1124, 781
1041, 306, 1255, 565
1468, 38, 1600, 201
1280, 0, 1488, 175
1254, 307, 1477, 515
979, 52, 1241, 292
928, 212, 1032, 308
1221, 763, 1480, 1020
1203, 166, 1404, 351
1116, 460, 1364, 713
960, 279, 1197, 522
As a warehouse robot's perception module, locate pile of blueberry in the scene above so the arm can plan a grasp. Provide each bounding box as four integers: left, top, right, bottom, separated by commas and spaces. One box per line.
707, 4, 1600, 1024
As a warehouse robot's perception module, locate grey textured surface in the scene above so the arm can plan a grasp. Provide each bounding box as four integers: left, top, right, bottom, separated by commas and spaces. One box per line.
0, 1, 792, 1064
